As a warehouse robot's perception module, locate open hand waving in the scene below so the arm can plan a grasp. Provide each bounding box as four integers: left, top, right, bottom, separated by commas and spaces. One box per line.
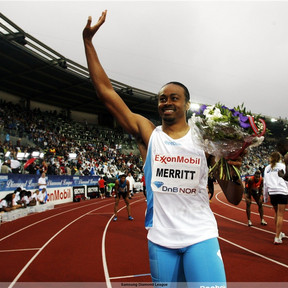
83, 10, 107, 41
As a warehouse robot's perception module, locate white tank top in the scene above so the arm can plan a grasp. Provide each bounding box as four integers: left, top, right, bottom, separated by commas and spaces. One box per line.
144, 126, 218, 248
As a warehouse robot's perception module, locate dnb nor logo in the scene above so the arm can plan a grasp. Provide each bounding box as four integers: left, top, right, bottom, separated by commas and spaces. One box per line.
153, 181, 164, 188
164, 140, 180, 146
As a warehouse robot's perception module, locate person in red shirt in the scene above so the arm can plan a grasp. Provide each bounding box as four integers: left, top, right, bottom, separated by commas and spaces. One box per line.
140, 174, 146, 198
98, 176, 106, 199
245, 170, 267, 227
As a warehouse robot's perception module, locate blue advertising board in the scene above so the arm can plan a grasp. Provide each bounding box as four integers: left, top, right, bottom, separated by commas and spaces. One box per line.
0, 174, 101, 202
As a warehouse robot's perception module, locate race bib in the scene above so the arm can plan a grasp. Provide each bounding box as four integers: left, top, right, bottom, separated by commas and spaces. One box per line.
151, 153, 201, 195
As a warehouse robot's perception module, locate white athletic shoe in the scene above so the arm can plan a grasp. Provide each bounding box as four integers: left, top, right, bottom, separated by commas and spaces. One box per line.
248, 220, 253, 227
279, 232, 286, 240
261, 219, 267, 226
274, 237, 283, 245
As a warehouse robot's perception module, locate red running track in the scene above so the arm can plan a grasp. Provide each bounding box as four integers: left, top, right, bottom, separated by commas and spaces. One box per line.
0, 184, 288, 288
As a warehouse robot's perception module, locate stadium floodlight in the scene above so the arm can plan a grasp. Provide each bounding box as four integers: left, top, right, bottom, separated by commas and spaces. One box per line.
68, 153, 77, 160
16, 152, 25, 160
189, 103, 201, 111
32, 151, 40, 157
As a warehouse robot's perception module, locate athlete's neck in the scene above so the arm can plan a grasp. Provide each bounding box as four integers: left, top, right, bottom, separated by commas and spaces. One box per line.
162, 122, 190, 139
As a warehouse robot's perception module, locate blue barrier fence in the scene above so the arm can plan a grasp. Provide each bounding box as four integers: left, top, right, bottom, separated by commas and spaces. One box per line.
0, 174, 101, 205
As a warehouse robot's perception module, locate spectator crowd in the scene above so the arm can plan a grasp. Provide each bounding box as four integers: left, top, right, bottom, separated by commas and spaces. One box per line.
0, 99, 144, 181
0, 98, 282, 215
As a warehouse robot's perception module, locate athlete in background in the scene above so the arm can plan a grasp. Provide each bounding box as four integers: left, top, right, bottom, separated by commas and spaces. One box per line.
264, 152, 287, 244
245, 170, 267, 227
98, 176, 106, 199
113, 174, 133, 221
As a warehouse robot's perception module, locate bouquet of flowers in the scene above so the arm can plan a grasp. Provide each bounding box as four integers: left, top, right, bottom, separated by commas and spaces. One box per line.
188, 103, 266, 180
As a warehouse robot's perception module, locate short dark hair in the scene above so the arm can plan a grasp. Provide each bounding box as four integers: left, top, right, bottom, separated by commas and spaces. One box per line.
161, 81, 190, 103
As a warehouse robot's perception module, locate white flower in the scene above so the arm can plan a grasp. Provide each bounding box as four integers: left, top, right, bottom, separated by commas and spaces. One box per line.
189, 102, 267, 182
203, 105, 214, 117
212, 107, 223, 119
203, 106, 223, 120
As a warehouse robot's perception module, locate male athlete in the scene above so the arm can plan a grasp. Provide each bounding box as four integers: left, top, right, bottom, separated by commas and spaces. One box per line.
245, 170, 267, 226
83, 11, 243, 285
113, 174, 134, 221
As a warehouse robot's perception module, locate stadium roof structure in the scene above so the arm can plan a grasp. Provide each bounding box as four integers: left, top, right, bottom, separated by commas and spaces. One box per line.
0, 13, 159, 118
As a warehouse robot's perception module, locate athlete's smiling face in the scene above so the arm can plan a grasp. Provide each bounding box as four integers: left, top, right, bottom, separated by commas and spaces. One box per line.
158, 83, 189, 124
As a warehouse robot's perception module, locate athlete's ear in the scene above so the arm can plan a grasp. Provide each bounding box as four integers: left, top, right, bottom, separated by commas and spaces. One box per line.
186, 101, 191, 111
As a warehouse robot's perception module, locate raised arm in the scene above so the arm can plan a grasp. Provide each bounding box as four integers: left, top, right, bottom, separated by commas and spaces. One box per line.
82, 10, 154, 143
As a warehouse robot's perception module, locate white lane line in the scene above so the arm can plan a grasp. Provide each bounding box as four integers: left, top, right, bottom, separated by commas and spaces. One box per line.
213, 212, 276, 236
0, 201, 108, 242
8, 202, 114, 288
215, 191, 288, 223
0, 248, 40, 253
102, 214, 115, 288
110, 273, 150, 280
214, 190, 288, 269
219, 236, 288, 269
87, 213, 113, 215
102, 198, 146, 288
